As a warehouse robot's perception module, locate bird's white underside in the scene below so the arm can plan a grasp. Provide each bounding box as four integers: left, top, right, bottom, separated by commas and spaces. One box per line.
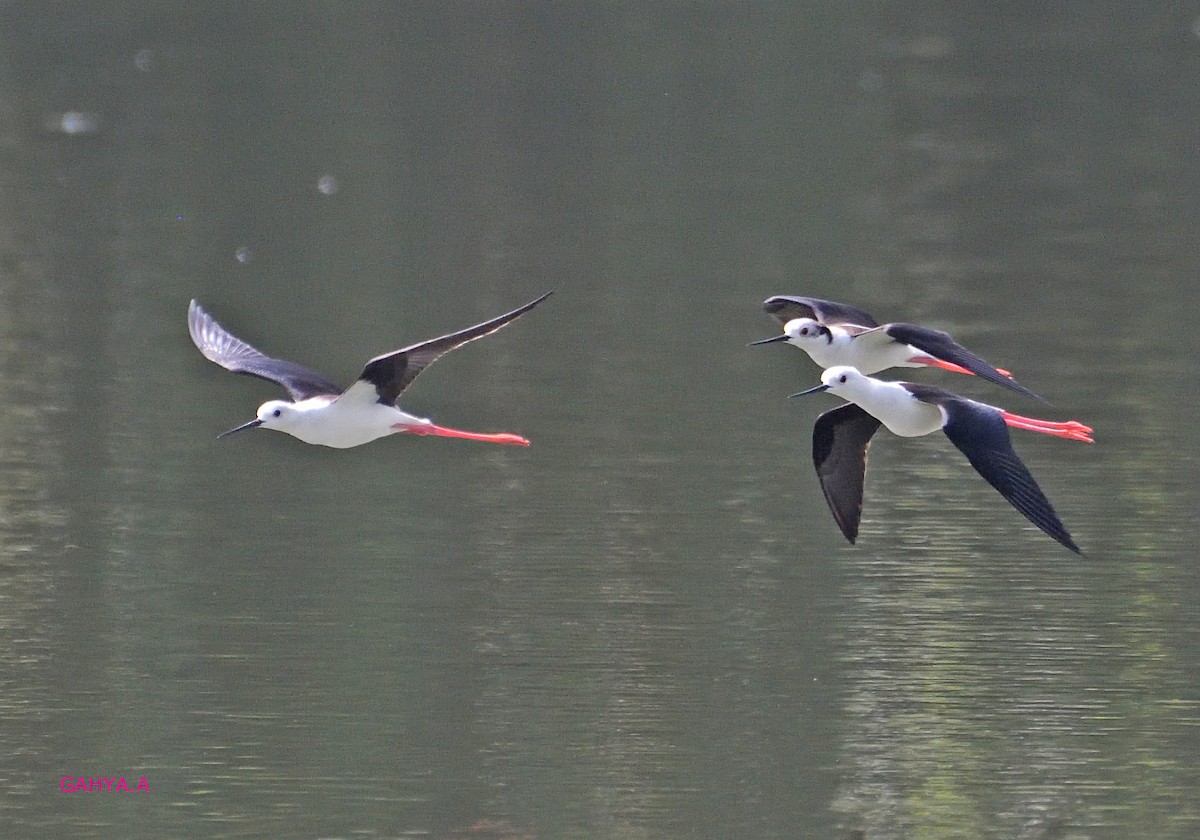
820, 367, 945, 437
257, 382, 431, 448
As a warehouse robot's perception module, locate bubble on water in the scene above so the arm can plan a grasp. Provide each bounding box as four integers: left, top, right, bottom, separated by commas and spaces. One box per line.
235, 246, 253, 264
45, 111, 101, 135
317, 174, 340, 195
134, 49, 155, 72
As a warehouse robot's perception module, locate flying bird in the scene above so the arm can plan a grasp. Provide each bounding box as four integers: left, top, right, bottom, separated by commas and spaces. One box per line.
791, 366, 1091, 553
188, 292, 551, 448
752, 295, 1044, 402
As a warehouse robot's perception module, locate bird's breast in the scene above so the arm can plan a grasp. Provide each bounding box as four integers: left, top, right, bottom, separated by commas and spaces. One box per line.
880, 400, 944, 437
854, 390, 944, 438
287, 401, 412, 449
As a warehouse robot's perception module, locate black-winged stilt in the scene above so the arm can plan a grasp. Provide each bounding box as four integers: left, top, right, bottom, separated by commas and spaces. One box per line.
188, 292, 551, 449
752, 295, 1044, 402
791, 366, 1091, 553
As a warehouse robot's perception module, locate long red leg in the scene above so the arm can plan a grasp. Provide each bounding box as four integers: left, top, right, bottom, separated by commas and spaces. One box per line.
396, 423, 530, 447
911, 356, 1013, 378
1001, 411, 1094, 443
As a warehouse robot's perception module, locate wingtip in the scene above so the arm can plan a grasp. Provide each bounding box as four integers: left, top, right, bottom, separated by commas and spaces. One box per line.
512, 289, 554, 314
188, 298, 209, 326
187, 299, 204, 340
1002, 376, 1051, 405
834, 512, 860, 545
1021, 383, 1052, 406
992, 370, 1051, 405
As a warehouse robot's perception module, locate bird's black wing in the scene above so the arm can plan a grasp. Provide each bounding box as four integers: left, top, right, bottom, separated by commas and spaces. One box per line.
812, 402, 883, 544
359, 291, 552, 405
188, 300, 342, 401
763, 295, 879, 327
938, 397, 1082, 554
884, 322, 1046, 403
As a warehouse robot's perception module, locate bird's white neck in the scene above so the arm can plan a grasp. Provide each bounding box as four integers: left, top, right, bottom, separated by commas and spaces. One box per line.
787, 327, 842, 366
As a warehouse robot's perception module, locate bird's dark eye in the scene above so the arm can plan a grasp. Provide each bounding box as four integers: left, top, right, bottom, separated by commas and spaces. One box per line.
272, 409, 282, 418
839, 374, 847, 383
800, 327, 810, 335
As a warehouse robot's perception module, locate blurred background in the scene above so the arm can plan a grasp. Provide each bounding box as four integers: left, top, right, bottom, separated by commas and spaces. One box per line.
1, 3, 1198, 838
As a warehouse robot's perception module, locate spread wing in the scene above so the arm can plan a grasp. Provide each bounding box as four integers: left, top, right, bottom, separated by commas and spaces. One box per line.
939, 398, 1081, 554
763, 296, 879, 328
812, 402, 883, 543
882, 322, 1046, 402
188, 300, 342, 400
357, 291, 552, 405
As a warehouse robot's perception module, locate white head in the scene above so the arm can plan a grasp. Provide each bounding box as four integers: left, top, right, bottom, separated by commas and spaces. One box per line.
218, 399, 299, 438
789, 365, 872, 400
819, 365, 871, 395
749, 317, 831, 349
782, 317, 831, 345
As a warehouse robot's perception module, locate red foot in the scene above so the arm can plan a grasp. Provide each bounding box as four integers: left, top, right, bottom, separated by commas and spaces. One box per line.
1001, 411, 1094, 443
397, 423, 530, 447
